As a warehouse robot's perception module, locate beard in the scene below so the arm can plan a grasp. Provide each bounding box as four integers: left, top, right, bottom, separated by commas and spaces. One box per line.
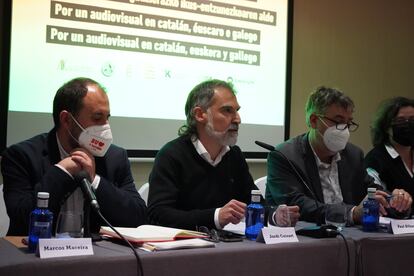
205, 113, 239, 146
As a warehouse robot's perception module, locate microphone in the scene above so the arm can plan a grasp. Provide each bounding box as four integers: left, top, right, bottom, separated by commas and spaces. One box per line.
74, 171, 143, 275
255, 140, 338, 238
74, 171, 100, 211
255, 140, 276, 152
254, 140, 320, 212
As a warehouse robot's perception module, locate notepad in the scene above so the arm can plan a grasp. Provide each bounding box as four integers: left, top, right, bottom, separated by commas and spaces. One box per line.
100, 225, 208, 244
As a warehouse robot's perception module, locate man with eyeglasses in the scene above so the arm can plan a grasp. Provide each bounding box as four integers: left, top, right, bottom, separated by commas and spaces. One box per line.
266, 86, 411, 225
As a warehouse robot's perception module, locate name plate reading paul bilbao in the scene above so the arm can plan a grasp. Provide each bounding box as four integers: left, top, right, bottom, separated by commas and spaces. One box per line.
38, 238, 94, 259
391, 219, 414, 235
262, 227, 298, 244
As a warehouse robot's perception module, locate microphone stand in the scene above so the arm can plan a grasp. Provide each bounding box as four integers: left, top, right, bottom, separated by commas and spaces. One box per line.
83, 200, 91, 238
255, 140, 338, 238
75, 171, 144, 275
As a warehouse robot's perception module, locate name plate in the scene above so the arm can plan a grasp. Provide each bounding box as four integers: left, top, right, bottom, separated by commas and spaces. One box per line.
391, 219, 414, 235
261, 226, 298, 244
38, 238, 94, 259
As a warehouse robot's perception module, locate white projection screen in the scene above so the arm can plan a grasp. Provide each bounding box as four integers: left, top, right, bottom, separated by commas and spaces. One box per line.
3, 0, 292, 157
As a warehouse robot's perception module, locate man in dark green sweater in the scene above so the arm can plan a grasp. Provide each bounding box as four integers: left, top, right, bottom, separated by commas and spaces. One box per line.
148, 79, 300, 230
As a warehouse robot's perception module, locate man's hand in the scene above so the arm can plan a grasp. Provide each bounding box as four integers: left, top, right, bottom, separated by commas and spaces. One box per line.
389, 189, 412, 213
57, 156, 82, 176
274, 205, 300, 227
353, 190, 396, 224
218, 199, 246, 227
70, 148, 96, 181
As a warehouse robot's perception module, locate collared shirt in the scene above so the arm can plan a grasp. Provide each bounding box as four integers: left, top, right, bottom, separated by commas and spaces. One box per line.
192, 137, 230, 229
309, 142, 343, 204
385, 144, 414, 178
55, 134, 101, 218
192, 138, 230, 167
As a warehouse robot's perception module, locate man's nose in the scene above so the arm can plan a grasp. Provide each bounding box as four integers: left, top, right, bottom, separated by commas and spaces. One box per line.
233, 112, 241, 124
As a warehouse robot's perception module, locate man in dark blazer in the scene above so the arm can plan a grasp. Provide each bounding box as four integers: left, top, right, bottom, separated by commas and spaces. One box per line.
1, 77, 146, 235
266, 87, 411, 225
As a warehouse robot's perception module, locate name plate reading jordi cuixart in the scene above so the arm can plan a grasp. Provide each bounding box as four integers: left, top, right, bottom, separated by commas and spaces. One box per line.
261, 227, 298, 244
391, 219, 414, 235
38, 238, 94, 259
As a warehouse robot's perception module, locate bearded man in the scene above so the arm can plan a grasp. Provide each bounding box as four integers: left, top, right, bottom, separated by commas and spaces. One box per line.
147, 79, 299, 230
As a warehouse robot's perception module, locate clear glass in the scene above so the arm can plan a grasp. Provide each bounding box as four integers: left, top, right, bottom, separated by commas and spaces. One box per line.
269, 205, 291, 227
325, 203, 347, 231
55, 211, 83, 238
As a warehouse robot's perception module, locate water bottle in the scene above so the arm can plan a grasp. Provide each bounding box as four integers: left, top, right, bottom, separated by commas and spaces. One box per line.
28, 192, 54, 253
245, 190, 264, 240
362, 187, 379, 232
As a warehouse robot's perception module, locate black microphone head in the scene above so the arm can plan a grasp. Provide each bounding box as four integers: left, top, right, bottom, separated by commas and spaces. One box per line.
255, 140, 276, 151
74, 170, 91, 183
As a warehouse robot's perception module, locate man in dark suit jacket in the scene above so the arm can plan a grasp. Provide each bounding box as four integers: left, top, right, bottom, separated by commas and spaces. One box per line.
266, 86, 411, 225
1, 77, 146, 235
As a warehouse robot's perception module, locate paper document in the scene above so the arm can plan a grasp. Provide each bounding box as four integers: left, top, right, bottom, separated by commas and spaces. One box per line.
100, 225, 208, 244
141, 238, 215, 251
223, 222, 245, 235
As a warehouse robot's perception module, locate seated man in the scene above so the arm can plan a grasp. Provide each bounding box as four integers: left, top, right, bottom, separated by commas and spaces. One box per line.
266, 86, 412, 225
1, 77, 147, 235
148, 79, 299, 230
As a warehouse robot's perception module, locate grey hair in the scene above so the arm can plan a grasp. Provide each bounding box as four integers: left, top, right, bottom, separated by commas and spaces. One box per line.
178, 79, 236, 137
305, 86, 354, 127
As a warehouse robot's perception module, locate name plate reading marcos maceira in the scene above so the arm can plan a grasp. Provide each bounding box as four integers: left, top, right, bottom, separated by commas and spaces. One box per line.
391, 219, 414, 235
38, 238, 94, 259
262, 227, 298, 244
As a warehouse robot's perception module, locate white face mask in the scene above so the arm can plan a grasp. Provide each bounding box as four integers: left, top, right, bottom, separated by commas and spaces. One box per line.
319, 118, 350, 153
68, 113, 113, 157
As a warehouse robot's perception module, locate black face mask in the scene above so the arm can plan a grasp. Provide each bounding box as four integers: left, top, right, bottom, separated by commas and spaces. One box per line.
392, 122, 414, 146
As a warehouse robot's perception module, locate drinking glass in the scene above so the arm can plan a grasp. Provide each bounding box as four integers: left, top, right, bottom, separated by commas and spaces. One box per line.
325, 203, 347, 231
55, 211, 83, 238
269, 204, 291, 227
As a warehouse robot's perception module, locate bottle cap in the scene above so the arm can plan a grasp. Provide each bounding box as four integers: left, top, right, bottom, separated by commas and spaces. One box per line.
251, 190, 261, 196
367, 187, 376, 193
37, 192, 50, 199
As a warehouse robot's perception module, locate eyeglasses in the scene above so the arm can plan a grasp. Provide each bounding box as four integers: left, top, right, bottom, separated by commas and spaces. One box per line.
196, 226, 220, 243
317, 115, 359, 132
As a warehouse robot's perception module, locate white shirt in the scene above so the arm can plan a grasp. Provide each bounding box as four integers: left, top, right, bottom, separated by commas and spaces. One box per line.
192, 137, 230, 229
55, 134, 101, 219
309, 142, 343, 204
385, 144, 414, 178
309, 140, 357, 224
192, 138, 230, 167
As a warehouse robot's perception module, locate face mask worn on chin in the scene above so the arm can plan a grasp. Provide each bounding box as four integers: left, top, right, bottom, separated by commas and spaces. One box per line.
319, 118, 350, 153
392, 122, 414, 147
69, 114, 113, 157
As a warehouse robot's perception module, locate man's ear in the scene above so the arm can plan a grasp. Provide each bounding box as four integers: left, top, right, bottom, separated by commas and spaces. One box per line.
59, 110, 71, 128
193, 106, 208, 123
309, 113, 319, 129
